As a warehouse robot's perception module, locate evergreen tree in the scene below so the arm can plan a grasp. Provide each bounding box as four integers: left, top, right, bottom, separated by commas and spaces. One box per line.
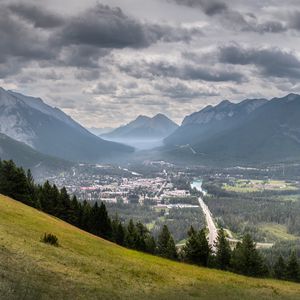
112, 215, 125, 245
157, 225, 177, 260
273, 255, 286, 280
97, 202, 112, 239
187, 225, 196, 237
125, 219, 137, 249
184, 228, 211, 266
144, 235, 156, 254
286, 251, 299, 282
135, 221, 148, 251
215, 228, 231, 270
231, 234, 267, 277
116, 223, 126, 246
26, 169, 38, 207
0, 160, 30, 204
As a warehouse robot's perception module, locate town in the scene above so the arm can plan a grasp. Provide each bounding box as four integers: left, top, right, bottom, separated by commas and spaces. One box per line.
45, 162, 200, 209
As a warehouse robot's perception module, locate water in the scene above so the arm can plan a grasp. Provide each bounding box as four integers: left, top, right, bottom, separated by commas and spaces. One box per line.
191, 179, 207, 196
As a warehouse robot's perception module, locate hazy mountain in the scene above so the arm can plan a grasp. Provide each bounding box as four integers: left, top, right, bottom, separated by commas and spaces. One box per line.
164, 94, 300, 165
0, 133, 72, 172
88, 127, 114, 136
103, 114, 178, 140
165, 98, 267, 146
0, 88, 133, 163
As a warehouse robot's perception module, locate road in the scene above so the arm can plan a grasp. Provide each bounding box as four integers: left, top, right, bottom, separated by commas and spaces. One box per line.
198, 197, 218, 252
191, 180, 218, 252
192, 180, 274, 251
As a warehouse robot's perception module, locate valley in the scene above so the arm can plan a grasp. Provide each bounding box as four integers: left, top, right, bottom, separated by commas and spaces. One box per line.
1, 1, 300, 298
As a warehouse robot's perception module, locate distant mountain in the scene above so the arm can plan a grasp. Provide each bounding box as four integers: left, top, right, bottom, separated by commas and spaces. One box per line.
88, 127, 114, 136
0, 133, 72, 172
165, 98, 267, 146
163, 94, 300, 165
103, 114, 178, 140
0, 88, 133, 163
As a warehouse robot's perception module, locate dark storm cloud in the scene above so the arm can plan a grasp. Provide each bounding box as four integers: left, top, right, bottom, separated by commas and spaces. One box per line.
58, 4, 149, 48
219, 44, 300, 79
255, 21, 286, 34
289, 11, 300, 31
154, 81, 219, 99
0, 10, 53, 62
120, 60, 244, 83
8, 3, 64, 28
170, 0, 228, 16
169, 0, 287, 34
59, 45, 110, 68
57, 4, 201, 50
0, 2, 203, 77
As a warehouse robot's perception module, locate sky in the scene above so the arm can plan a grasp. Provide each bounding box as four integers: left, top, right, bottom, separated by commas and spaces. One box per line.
1, 0, 300, 127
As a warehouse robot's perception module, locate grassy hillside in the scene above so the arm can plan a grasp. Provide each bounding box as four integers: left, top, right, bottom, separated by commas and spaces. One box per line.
0, 195, 300, 300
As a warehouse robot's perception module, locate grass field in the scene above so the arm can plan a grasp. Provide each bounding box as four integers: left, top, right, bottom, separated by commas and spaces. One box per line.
1, 195, 300, 300
223, 179, 299, 193
261, 223, 299, 241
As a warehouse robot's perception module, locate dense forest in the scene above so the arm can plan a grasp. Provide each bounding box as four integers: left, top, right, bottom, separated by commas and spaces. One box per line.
0, 160, 299, 282
203, 179, 300, 239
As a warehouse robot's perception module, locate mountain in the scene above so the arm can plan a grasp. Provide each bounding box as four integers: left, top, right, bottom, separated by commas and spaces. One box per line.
164, 98, 267, 146
164, 94, 300, 165
103, 114, 178, 140
1, 194, 299, 299
88, 127, 114, 136
0, 88, 133, 163
0, 132, 72, 172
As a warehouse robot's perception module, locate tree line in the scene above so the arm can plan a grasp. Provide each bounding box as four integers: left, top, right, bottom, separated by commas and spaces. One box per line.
0, 160, 299, 282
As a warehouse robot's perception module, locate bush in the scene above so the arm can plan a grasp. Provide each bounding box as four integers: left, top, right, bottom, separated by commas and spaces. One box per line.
41, 233, 59, 246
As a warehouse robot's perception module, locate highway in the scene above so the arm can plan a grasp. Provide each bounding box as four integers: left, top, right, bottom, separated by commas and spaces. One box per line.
191, 179, 218, 252
198, 196, 218, 252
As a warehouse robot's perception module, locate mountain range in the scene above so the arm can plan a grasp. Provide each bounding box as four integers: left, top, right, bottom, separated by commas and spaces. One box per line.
163, 94, 300, 165
103, 114, 178, 140
102, 114, 178, 150
1, 86, 300, 167
0, 87, 133, 164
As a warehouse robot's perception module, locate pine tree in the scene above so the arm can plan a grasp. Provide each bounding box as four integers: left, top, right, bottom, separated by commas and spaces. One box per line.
116, 223, 126, 246
157, 225, 177, 260
26, 169, 37, 207
0, 160, 30, 203
231, 234, 267, 277
273, 255, 286, 280
215, 228, 231, 270
97, 202, 112, 239
144, 235, 156, 254
286, 251, 299, 282
184, 228, 211, 266
125, 219, 137, 248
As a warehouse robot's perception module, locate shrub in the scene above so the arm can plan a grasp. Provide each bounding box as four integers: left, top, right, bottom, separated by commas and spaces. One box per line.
41, 233, 59, 246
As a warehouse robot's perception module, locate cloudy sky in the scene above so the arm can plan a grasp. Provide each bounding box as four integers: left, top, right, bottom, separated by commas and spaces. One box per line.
1, 0, 300, 127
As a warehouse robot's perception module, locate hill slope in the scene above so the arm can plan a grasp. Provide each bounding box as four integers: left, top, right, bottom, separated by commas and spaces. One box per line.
0, 133, 72, 172
0, 88, 133, 163
1, 195, 300, 300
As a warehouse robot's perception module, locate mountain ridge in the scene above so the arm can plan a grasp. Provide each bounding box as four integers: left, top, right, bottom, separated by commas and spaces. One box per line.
0, 87, 133, 163
163, 93, 300, 165
103, 113, 178, 140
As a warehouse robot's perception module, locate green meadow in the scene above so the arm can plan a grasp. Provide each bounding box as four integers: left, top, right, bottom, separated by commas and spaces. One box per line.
1, 195, 300, 300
